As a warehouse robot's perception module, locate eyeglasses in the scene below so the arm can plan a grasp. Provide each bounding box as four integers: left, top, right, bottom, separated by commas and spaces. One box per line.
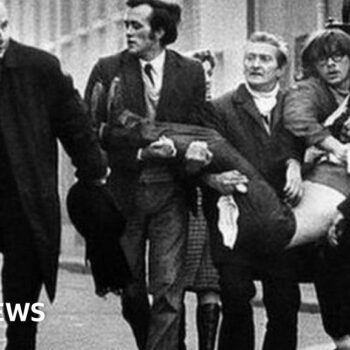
317, 54, 346, 66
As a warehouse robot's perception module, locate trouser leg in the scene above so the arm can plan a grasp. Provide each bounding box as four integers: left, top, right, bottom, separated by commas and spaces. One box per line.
1, 212, 43, 350
217, 262, 255, 350
146, 188, 188, 350
314, 246, 350, 341
261, 257, 301, 350
120, 212, 150, 350
121, 282, 150, 350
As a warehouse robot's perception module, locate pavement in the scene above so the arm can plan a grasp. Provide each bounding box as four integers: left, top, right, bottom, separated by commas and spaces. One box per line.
0, 224, 333, 349
58, 225, 338, 349
37, 269, 331, 350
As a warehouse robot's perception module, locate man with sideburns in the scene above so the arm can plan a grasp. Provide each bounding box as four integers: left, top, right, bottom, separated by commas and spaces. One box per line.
201, 32, 304, 350
85, 1, 206, 349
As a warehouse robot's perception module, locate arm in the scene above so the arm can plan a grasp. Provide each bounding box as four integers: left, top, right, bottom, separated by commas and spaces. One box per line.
283, 79, 350, 162
47, 58, 107, 182
84, 60, 109, 129
317, 135, 350, 163
283, 79, 333, 147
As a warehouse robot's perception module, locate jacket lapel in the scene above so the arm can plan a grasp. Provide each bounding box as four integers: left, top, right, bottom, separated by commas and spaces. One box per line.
121, 53, 146, 117
270, 90, 283, 130
156, 50, 178, 120
234, 84, 268, 133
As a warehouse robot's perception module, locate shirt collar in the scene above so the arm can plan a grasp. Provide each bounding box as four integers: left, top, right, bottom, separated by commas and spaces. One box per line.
0, 39, 10, 59
139, 50, 166, 77
244, 81, 280, 100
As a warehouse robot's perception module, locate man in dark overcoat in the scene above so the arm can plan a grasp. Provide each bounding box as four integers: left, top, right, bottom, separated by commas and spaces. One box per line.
201, 32, 304, 350
0, 3, 107, 349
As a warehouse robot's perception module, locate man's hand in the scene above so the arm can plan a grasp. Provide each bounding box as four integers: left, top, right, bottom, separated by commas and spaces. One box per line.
340, 118, 350, 143
140, 136, 176, 160
185, 141, 213, 174
203, 170, 249, 195
327, 211, 347, 247
319, 135, 350, 164
284, 159, 303, 206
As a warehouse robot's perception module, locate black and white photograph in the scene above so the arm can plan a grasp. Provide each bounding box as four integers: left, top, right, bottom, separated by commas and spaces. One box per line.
0, 0, 349, 349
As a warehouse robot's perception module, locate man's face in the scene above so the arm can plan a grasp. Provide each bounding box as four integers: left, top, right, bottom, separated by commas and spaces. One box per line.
244, 42, 283, 92
315, 53, 350, 90
124, 4, 159, 60
0, 4, 9, 54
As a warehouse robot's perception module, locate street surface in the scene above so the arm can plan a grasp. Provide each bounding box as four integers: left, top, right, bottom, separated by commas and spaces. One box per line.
0, 267, 335, 349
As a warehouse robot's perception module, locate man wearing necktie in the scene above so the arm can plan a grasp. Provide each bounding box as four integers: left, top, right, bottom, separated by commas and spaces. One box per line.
200, 32, 304, 350
85, 1, 206, 349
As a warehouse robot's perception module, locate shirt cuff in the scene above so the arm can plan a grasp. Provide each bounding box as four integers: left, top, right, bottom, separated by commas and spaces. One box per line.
137, 148, 144, 161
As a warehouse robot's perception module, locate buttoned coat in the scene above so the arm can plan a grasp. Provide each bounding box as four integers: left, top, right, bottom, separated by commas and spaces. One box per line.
202, 83, 302, 263
85, 49, 205, 215
1, 40, 106, 301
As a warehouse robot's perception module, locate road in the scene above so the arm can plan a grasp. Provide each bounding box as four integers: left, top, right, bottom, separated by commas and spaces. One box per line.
0, 267, 335, 349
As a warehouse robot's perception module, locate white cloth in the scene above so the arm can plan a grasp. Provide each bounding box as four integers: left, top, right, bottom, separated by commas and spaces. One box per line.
217, 195, 240, 249
245, 82, 280, 133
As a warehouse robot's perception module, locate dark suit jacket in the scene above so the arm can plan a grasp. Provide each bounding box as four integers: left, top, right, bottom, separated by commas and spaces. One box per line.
201, 84, 302, 263
0, 40, 106, 301
208, 84, 303, 195
85, 49, 206, 214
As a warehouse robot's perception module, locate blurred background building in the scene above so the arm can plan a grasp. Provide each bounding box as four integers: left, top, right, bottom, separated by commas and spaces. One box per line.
3, 0, 345, 252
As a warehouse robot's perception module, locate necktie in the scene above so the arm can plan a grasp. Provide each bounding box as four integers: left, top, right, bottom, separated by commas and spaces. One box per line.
261, 114, 271, 133
144, 63, 155, 86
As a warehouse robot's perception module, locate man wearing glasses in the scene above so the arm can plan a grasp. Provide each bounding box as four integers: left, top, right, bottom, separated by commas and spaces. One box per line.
284, 28, 350, 350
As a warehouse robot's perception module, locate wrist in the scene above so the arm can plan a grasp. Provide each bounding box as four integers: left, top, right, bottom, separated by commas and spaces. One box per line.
201, 173, 216, 187
286, 158, 300, 168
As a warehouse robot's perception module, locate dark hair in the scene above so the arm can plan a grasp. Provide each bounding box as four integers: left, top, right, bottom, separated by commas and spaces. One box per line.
248, 31, 289, 68
126, 0, 181, 46
301, 29, 350, 77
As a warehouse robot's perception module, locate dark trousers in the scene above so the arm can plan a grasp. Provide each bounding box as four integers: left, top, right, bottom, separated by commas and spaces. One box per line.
120, 181, 189, 350
217, 252, 301, 350
314, 243, 350, 339
0, 194, 43, 350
